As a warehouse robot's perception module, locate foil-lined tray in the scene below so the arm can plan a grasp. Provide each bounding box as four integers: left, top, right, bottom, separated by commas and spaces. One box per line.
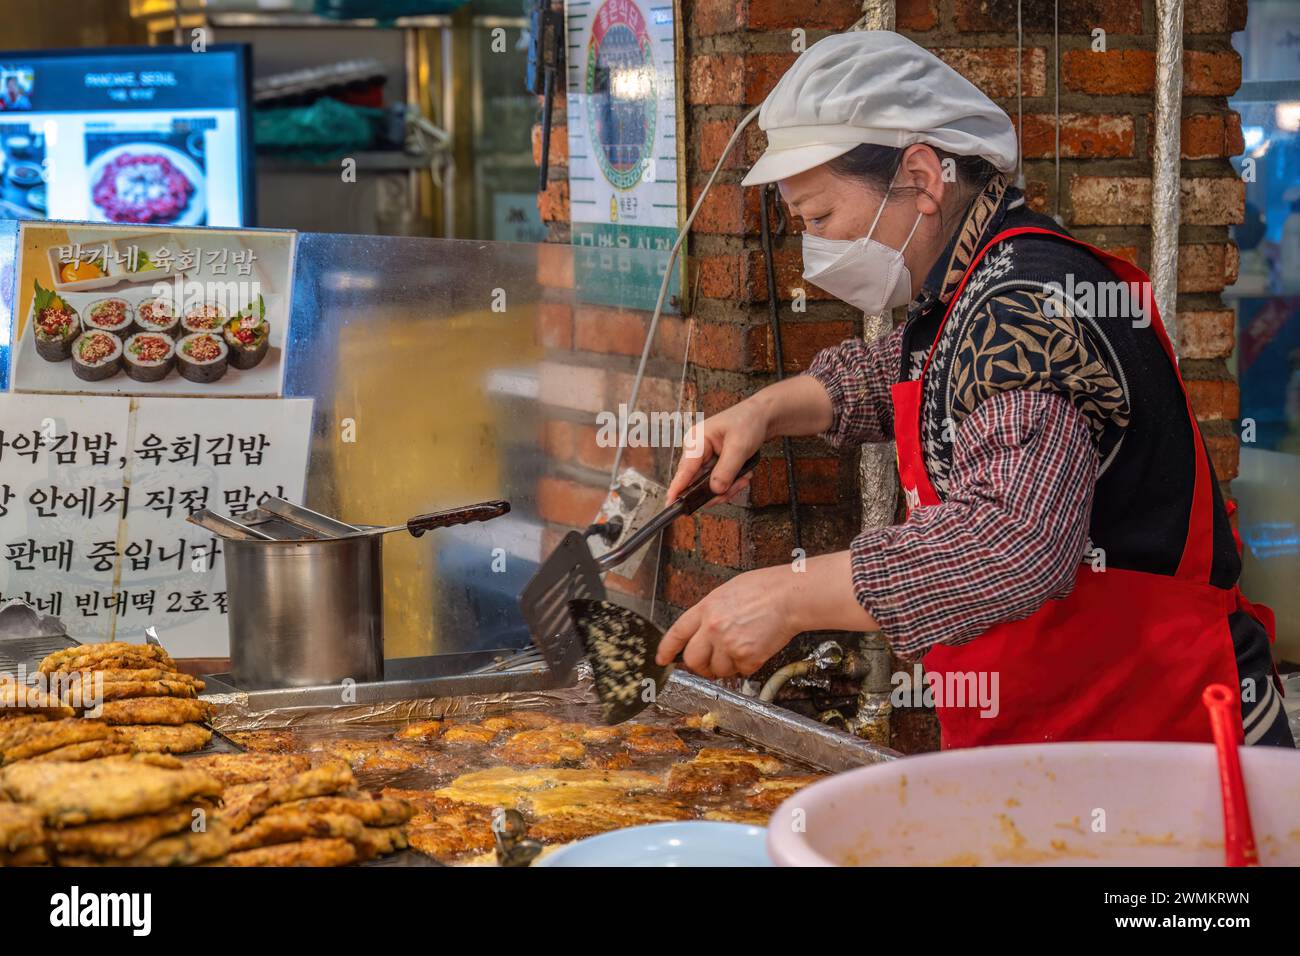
204, 665, 899, 773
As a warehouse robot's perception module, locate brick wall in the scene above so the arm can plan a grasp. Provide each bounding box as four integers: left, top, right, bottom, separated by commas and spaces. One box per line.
533, 1, 1247, 743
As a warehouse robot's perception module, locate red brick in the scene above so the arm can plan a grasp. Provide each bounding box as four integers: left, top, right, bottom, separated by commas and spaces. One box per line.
605, 372, 679, 414
693, 0, 744, 35
954, 0, 1141, 33
692, 321, 765, 372
537, 178, 569, 222
700, 387, 746, 418
1184, 0, 1248, 33
574, 308, 645, 356
688, 182, 759, 234
1160, 113, 1245, 160
1183, 49, 1241, 97
1186, 378, 1239, 421
530, 122, 568, 168
536, 476, 607, 529
539, 361, 607, 413
663, 564, 729, 608
697, 118, 750, 172
743, 248, 836, 303
699, 513, 743, 567
1203, 431, 1239, 481
1063, 49, 1154, 95
744, 53, 799, 106
1017, 112, 1135, 159
536, 301, 573, 350
748, 0, 864, 30
1069, 175, 1151, 225
698, 253, 741, 300
897, 0, 939, 30
667, 514, 696, 553
1178, 243, 1239, 294
749, 456, 840, 506
1177, 310, 1235, 359
688, 54, 744, 105
1180, 177, 1245, 226
761, 320, 857, 373
934, 47, 1047, 99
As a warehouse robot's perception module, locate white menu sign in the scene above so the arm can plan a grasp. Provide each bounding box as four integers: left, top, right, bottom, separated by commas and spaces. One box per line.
0, 393, 313, 657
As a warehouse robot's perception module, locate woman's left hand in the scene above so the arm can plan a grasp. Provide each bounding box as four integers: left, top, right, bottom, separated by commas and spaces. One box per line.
655, 564, 800, 678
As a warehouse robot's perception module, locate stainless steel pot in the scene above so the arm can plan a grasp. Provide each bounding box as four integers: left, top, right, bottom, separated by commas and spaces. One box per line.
191, 497, 510, 690
224, 534, 385, 689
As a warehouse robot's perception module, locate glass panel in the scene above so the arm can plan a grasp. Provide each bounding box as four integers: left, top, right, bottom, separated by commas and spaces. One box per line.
1228, 0, 1300, 661
276, 232, 680, 659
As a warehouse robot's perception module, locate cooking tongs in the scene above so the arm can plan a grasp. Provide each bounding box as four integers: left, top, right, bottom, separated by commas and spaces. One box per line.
520, 452, 760, 680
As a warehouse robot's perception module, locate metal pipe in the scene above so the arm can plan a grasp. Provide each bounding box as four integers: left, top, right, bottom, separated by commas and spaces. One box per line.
1152, 0, 1186, 356
759, 640, 843, 702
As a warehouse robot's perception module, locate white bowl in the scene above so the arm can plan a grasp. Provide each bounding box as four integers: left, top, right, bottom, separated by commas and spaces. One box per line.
535, 822, 770, 867
766, 742, 1300, 866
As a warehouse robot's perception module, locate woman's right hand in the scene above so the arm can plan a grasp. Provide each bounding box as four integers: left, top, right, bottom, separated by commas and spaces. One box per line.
667, 396, 771, 504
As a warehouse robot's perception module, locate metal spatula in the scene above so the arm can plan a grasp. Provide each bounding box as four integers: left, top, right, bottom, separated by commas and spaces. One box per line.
569, 598, 675, 724
520, 452, 759, 680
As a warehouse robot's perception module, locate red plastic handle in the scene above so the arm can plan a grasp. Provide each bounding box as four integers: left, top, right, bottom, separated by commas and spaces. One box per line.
1202, 683, 1258, 867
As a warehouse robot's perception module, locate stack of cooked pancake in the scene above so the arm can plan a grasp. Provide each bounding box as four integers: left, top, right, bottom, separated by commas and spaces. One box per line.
37, 642, 213, 755
0, 754, 229, 866
193, 754, 415, 866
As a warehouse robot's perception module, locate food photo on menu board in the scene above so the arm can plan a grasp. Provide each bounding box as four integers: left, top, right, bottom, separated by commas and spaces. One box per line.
10, 221, 294, 397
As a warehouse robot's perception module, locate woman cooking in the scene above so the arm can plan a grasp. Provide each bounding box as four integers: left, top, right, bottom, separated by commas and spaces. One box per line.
658, 31, 1291, 749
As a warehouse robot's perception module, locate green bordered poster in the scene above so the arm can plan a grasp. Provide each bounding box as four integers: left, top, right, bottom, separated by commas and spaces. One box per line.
565, 0, 682, 311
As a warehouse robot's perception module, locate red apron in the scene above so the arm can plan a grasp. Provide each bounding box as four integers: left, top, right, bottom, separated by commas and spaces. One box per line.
892, 226, 1252, 748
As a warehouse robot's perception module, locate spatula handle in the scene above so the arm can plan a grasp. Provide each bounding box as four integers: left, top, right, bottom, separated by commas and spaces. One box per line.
596, 452, 760, 571
407, 500, 511, 537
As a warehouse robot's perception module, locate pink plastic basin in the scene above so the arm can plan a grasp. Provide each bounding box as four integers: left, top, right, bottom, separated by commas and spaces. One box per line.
767, 742, 1300, 866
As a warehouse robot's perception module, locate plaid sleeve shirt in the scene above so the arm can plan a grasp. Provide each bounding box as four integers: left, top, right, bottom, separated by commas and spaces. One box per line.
802, 175, 1108, 661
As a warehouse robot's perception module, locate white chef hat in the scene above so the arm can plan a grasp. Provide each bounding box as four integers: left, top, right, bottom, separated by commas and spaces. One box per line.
742, 31, 1019, 186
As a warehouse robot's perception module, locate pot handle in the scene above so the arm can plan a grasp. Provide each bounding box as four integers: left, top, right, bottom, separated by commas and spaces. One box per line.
406, 500, 511, 537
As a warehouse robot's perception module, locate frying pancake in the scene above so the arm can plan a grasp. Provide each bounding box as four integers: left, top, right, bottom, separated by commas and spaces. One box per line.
352, 825, 408, 859
0, 801, 43, 852
702, 807, 769, 825
38, 642, 175, 674
29, 738, 133, 763
48, 803, 207, 858
0, 682, 74, 718
691, 747, 784, 774
223, 729, 302, 753
0, 759, 222, 826
742, 774, 823, 811
0, 844, 50, 866
222, 837, 357, 867
229, 811, 364, 852
666, 760, 761, 796
492, 728, 586, 766
97, 698, 213, 726
65, 678, 198, 702
526, 794, 696, 843
111, 723, 212, 754
101, 752, 185, 769
442, 724, 499, 745
272, 793, 414, 827
186, 753, 313, 786
61, 821, 230, 867
309, 739, 431, 774
217, 760, 355, 831
0, 718, 114, 764
406, 797, 497, 860
620, 724, 689, 755
393, 720, 443, 741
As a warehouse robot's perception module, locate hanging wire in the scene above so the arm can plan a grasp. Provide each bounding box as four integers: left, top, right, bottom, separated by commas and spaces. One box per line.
1015, 0, 1024, 189
1054, 0, 1063, 223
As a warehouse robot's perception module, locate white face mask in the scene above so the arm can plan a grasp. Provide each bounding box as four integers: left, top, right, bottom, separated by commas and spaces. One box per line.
800, 169, 923, 314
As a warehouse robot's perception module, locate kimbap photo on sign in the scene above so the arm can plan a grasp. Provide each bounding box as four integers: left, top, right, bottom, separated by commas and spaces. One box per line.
9, 222, 295, 397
